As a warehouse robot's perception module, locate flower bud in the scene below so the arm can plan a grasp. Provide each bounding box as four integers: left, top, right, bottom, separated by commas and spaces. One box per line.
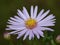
3, 32, 11, 40
56, 35, 60, 43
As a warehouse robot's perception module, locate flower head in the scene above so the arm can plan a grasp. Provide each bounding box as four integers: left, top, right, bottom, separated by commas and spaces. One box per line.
3, 32, 11, 40
56, 35, 60, 43
6, 6, 56, 40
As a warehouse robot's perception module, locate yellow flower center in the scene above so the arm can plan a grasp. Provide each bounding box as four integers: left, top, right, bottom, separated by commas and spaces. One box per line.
25, 19, 37, 29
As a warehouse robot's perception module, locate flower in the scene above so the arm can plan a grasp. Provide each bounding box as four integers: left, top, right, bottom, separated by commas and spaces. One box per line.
56, 35, 60, 43
3, 32, 11, 40
6, 6, 56, 40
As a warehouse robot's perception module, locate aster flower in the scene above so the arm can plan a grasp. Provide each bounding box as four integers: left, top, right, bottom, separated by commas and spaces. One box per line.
6, 6, 56, 40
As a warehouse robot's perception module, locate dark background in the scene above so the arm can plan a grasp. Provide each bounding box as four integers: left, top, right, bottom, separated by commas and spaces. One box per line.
0, 0, 60, 45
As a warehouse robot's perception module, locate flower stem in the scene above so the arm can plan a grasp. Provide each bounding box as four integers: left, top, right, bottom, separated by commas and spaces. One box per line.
51, 39, 56, 45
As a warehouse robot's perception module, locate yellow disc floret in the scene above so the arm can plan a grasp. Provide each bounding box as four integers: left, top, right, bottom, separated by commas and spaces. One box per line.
25, 19, 37, 29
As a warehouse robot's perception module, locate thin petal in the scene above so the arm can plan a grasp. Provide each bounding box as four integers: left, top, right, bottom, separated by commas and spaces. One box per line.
7, 22, 25, 26
37, 30, 44, 37
38, 20, 55, 26
14, 16, 24, 22
23, 7, 30, 19
31, 6, 34, 18
33, 6, 38, 18
10, 17, 24, 23
40, 27, 54, 31
6, 27, 26, 30
17, 9, 27, 20
36, 9, 44, 20
29, 30, 34, 40
17, 29, 27, 39
38, 14, 55, 27
7, 19, 24, 25
32, 30, 40, 39
8, 31, 18, 34
37, 9, 44, 17
37, 10, 50, 22
7, 20, 20, 25
7, 24, 25, 29
23, 30, 30, 40
7, 28, 26, 34
37, 26, 54, 31
39, 14, 55, 22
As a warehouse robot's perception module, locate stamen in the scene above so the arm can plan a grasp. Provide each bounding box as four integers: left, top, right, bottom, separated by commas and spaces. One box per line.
25, 19, 37, 29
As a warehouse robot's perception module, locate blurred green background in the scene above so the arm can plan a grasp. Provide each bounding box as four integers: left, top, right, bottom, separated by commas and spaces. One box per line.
0, 0, 60, 45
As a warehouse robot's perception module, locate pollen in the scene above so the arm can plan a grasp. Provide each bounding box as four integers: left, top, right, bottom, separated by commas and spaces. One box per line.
25, 19, 37, 29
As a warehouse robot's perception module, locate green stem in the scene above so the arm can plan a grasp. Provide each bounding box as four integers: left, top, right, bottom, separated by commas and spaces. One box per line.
9, 41, 13, 45
7, 39, 14, 45
51, 39, 56, 45
42, 31, 48, 45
